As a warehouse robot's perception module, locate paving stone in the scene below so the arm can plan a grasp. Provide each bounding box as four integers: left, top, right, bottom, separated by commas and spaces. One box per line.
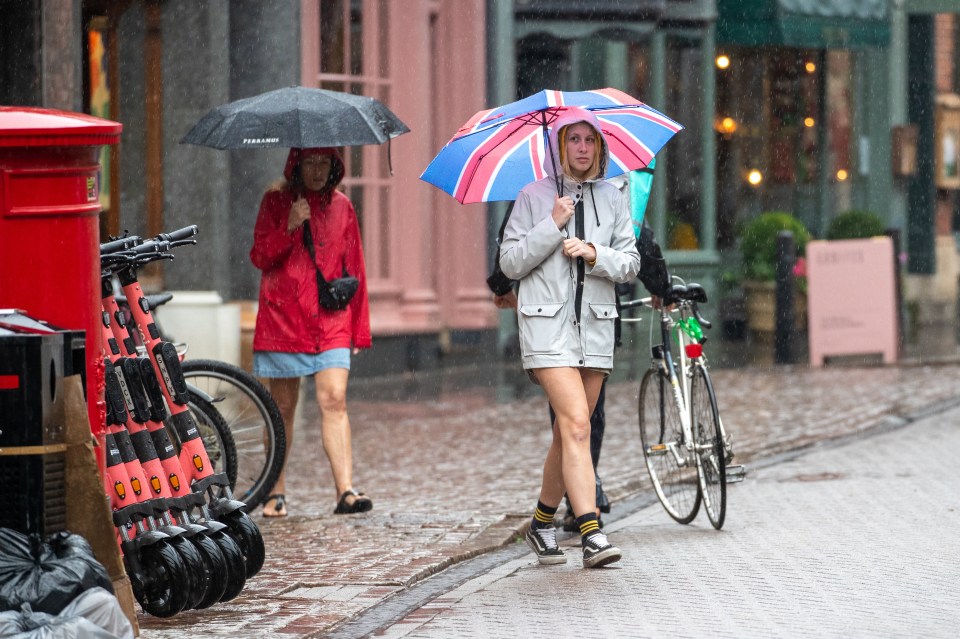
375, 403, 960, 638
138, 363, 960, 638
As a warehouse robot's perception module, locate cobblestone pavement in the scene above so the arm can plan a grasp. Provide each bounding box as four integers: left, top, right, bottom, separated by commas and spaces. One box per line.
138, 361, 960, 637
371, 402, 960, 639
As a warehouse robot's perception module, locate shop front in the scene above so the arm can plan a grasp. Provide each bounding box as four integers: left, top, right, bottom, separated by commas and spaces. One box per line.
488, 0, 720, 344
715, 0, 891, 244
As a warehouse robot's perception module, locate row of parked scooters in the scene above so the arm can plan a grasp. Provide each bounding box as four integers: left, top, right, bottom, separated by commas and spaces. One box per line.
98, 226, 261, 617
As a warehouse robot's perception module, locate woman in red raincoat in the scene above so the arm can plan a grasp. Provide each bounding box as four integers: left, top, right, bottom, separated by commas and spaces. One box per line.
250, 147, 373, 517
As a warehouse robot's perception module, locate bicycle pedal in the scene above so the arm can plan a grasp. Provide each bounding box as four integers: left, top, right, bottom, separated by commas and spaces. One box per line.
646, 443, 669, 456
725, 465, 746, 483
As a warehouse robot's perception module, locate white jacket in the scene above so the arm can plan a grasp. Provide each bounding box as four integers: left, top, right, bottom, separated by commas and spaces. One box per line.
499, 109, 641, 371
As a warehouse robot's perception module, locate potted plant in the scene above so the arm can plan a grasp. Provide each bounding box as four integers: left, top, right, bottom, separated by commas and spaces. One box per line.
738, 211, 812, 333
825, 210, 885, 240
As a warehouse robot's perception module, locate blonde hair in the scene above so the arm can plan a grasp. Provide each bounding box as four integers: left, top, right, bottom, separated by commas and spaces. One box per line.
558, 122, 602, 181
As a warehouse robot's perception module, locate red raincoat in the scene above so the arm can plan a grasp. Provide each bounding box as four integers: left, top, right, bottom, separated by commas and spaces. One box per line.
250, 148, 371, 354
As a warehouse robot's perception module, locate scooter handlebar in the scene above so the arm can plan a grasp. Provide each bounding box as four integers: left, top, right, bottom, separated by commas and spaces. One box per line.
155, 225, 198, 243
100, 235, 142, 256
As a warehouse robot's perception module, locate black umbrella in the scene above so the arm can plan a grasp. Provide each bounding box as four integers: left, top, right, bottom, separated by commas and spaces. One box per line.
180, 86, 410, 150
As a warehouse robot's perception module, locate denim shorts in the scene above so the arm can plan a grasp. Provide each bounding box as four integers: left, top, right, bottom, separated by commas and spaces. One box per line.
253, 348, 351, 378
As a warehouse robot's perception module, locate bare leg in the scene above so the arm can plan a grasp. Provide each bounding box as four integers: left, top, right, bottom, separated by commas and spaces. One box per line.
313, 367, 355, 504
263, 376, 300, 516
534, 367, 605, 518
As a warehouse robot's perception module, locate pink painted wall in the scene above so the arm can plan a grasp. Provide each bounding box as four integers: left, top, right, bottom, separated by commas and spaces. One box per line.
302, 0, 495, 337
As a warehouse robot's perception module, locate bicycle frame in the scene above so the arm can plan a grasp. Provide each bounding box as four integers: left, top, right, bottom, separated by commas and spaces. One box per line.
625, 289, 742, 478
650, 302, 699, 468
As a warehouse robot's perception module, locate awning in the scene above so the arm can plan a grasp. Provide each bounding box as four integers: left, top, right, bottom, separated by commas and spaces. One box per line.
717, 0, 890, 49
515, 0, 666, 21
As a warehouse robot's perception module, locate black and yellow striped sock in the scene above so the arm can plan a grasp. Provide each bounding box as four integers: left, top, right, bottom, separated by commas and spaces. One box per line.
531, 501, 558, 530
575, 513, 601, 541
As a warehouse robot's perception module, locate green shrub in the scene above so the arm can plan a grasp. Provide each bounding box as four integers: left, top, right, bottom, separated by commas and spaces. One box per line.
739, 211, 812, 281
825, 210, 885, 240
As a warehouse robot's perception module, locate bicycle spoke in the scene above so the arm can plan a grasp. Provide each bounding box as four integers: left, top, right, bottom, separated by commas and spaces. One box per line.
691, 366, 726, 530
639, 368, 700, 524
182, 360, 286, 510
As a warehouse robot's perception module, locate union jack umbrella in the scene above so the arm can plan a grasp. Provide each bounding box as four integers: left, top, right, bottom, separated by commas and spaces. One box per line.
420, 88, 683, 204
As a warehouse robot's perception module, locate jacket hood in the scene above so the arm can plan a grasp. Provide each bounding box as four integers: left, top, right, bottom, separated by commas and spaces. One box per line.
544, 107, 609, 183
283, 147, 345, 189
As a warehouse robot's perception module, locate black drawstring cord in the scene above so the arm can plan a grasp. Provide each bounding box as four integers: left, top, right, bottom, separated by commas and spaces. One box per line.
590, 183, 599, 226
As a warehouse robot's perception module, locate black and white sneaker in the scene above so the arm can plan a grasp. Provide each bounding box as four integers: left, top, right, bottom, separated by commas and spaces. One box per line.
525, 526, 567, 565
582, 531, 621, 568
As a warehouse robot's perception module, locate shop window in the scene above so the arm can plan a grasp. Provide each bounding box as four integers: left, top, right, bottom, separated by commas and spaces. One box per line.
664, 34, 704, 250
85, 17, 116, 238
311, 0, 393, 278
517, 34, 572, 98
716, 47, 854, 240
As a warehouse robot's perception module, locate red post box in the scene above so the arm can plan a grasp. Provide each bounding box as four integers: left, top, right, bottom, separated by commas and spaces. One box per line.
0, 107, 122, 468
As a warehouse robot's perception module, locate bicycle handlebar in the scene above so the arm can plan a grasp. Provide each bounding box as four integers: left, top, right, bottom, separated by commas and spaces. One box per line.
619, 297, 651, 311
694, 306, 712, 330
620, 286, 713, 330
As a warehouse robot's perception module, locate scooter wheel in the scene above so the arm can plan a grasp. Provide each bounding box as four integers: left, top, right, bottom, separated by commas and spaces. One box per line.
127, 540, 190, 617
222, 510, 265, 578
192, 533, 229, 609
169, 534, 211, 610
210, 530, 247, 602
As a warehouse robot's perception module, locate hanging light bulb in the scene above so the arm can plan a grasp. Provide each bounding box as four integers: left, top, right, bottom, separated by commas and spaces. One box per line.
805, 61, 816, 74
714, 116, 738, 135
716, 54, 731, 70
747, 169, 763, 186
836, 169, 849, 181
804, 117, 815, 128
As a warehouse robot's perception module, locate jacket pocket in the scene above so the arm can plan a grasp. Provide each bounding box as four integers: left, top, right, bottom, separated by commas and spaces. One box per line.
584, 303, 618, 356
518, 303, 564, 355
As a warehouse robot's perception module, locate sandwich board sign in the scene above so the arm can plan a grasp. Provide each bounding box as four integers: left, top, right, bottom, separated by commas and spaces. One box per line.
806, 237, 898, 366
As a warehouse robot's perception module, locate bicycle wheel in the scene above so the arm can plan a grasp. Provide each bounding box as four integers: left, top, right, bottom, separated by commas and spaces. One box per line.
180, 359, 286, 510
186, 390, 238, 488
638, 367, 700, 524
690, 366, 726, 530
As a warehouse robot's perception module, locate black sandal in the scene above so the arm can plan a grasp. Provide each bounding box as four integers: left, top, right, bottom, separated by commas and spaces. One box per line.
334, 489, 373, 514
263, 494, 287, 518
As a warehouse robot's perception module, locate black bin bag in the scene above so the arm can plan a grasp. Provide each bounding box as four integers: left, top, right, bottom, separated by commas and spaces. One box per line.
0, 528, 112, 615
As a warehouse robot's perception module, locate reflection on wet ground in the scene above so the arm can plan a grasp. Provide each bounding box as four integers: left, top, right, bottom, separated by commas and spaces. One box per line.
348, 321, 960, 404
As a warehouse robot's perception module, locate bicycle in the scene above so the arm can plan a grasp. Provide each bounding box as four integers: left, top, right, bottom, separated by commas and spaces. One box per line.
621, 280, 745, 530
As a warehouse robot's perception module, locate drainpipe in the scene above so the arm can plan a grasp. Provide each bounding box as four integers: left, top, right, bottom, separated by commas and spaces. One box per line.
907, 13, 935, 275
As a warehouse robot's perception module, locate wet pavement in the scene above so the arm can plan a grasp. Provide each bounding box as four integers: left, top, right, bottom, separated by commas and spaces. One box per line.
366, 402, 960, 639
138, 342, 960, 638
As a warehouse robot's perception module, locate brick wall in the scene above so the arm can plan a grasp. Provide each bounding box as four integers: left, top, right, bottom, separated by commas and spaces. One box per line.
936, 14, 955, 93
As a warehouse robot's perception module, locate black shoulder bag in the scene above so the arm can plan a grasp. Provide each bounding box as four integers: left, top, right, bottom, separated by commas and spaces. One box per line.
302, 223, 359, 311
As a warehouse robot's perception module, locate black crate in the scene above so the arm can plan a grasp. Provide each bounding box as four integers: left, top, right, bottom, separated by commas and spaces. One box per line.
0, 453, 67, 535
0, 311, 69, 536
0, 328, 65, 447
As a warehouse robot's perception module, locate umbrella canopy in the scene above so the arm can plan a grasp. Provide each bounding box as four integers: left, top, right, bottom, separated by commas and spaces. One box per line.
420, 88, 682, 204
181, 86, 410, 149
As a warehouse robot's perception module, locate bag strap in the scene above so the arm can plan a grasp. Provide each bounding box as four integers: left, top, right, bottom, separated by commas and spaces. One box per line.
303, 221, 351, 279
301, 223, 331, 289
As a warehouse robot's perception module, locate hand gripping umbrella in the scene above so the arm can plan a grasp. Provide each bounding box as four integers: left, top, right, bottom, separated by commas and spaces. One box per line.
420, 88, 682, 204
181, 85, 409, 151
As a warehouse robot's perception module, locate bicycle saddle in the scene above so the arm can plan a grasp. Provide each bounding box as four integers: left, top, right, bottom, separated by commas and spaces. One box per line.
667, 283, 708, 304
